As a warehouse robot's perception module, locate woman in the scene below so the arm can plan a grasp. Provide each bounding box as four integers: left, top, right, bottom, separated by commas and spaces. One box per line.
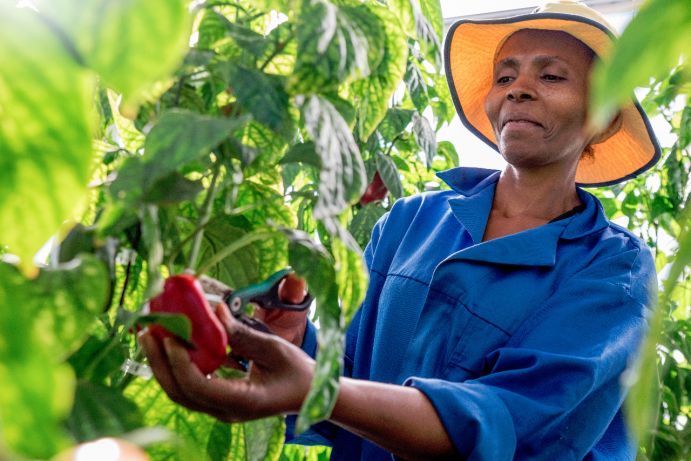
140, 1, 661, 459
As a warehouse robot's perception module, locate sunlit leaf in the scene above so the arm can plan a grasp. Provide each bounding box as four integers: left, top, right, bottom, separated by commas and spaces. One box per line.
591, 0, 691, 126
0, 256, 108, 458
301, 95, 367, 219
36, 0, 192, 106
286, 230, 342, 433
124, 377, 223, 461
0, 5, 94, 274
292, 0, 385, 91
352, 5, 408, 139
389, 0, 442, 65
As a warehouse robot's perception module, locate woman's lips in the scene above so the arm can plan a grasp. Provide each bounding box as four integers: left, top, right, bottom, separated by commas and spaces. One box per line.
502, 120, 542, 132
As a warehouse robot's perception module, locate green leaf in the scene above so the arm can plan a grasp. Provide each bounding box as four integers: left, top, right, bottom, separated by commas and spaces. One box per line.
280, 141, 322, 168
295, 327, 343, 435
389, 0, 442, 65
0, 5, 94, 274
376, 153, 404, 199
243, 417, 286, 461
37, 0, 192, 106
412, 112, 437, 168
226, 64, 292, 135
591, 0, 691, 126
196, 217, 261, 288
352, 5, 409, 140
107, 89, 145, 152
124, 376, 224, 461
0, 255, 109, 458
292, 0, 385, 91
111, 111, 243, 204
333, 239, 368, 325
377, 108, 415, 141
301, 95, 367, 219
286, 230, 343, 433
137, 313, 193, 342
626, 209, 691, 447
216, 13, 270, 57
66, 380, 143, 442
437, 140, 460, 169
143, 173, 204, 205
349, 204, 387, 249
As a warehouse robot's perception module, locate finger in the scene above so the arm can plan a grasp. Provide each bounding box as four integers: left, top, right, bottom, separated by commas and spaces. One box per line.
225, 318, 289, 368
164, 337, 255, 417
138, 333, 191, 406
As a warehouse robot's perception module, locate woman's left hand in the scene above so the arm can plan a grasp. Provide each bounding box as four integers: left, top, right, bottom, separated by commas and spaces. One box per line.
139, 301, 315, 422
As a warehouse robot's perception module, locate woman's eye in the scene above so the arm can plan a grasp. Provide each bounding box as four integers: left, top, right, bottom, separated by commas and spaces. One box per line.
496, 76, 512, 84
542, 74, 564, 81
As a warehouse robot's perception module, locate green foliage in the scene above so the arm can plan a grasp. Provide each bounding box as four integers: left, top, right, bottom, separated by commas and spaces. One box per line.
0, 0, 450, 459
592, 35, 691, 456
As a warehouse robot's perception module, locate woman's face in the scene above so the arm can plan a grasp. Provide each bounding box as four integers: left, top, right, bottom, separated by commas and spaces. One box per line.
484, 29, 595, 172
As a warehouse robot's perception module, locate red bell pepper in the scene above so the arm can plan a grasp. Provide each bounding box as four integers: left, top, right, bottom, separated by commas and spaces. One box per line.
148, 274, 228, 374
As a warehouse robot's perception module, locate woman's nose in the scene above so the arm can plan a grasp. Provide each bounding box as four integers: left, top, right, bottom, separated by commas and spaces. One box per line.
506, 83, 535, 102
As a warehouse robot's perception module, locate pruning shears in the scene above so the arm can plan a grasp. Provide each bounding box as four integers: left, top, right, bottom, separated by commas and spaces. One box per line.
205, 268, 313, 334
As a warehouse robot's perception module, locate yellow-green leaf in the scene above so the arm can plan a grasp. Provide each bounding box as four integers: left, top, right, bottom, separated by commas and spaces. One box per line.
36, 0, 192, 106
0, 4, 94, 274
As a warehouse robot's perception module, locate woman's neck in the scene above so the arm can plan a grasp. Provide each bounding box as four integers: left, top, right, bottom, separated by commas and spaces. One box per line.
493, 166, 582, 221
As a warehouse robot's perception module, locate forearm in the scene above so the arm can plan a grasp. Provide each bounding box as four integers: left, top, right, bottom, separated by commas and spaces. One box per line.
329, 378, 456, 460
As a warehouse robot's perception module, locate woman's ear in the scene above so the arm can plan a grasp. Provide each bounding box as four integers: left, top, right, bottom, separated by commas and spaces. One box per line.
589, 111, 623, 145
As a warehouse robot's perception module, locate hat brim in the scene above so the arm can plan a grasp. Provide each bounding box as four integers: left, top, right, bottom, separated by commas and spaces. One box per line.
445, 13, 661, 187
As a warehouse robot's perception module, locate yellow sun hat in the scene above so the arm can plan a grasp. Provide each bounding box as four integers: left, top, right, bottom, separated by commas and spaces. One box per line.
444, 0, 661, 187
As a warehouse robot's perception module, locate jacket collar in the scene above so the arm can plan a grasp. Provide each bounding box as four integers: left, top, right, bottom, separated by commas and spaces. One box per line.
437, 167, 610, 266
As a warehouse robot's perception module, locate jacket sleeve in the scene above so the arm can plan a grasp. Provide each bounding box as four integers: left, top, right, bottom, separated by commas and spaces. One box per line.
404, 244, 657, 460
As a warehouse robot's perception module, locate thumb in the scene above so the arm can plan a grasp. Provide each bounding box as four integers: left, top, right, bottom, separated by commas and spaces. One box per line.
225, 313, 286, 366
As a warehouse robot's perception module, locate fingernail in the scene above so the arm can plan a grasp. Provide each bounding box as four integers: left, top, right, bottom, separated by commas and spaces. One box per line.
163, 337, 173, 354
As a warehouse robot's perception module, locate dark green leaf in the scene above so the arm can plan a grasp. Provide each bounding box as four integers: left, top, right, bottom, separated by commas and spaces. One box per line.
280, 141, 322, 168
197, 218, 261, 288
376, 153, 404, 199
412, 112, 437, 168
226, 64, 292, 135
111, 111, 243, 203
378, 108, 415, 140
137, 313, 192, 341
217, 13, 269, 57
66, 381, 143, 442
349, 204, 387, 249
143, 172, 204, 205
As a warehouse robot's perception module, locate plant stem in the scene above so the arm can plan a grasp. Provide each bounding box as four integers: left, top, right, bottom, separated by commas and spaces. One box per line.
188, 165, 222, 273
197, 230, 275, 275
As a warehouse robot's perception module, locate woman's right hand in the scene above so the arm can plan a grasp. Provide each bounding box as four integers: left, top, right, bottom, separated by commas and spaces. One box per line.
199, 273, 310, 347
253, 273, 310, 347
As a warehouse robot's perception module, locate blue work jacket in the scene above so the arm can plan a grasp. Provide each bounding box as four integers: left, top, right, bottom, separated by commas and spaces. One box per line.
293, 167, 656, 460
